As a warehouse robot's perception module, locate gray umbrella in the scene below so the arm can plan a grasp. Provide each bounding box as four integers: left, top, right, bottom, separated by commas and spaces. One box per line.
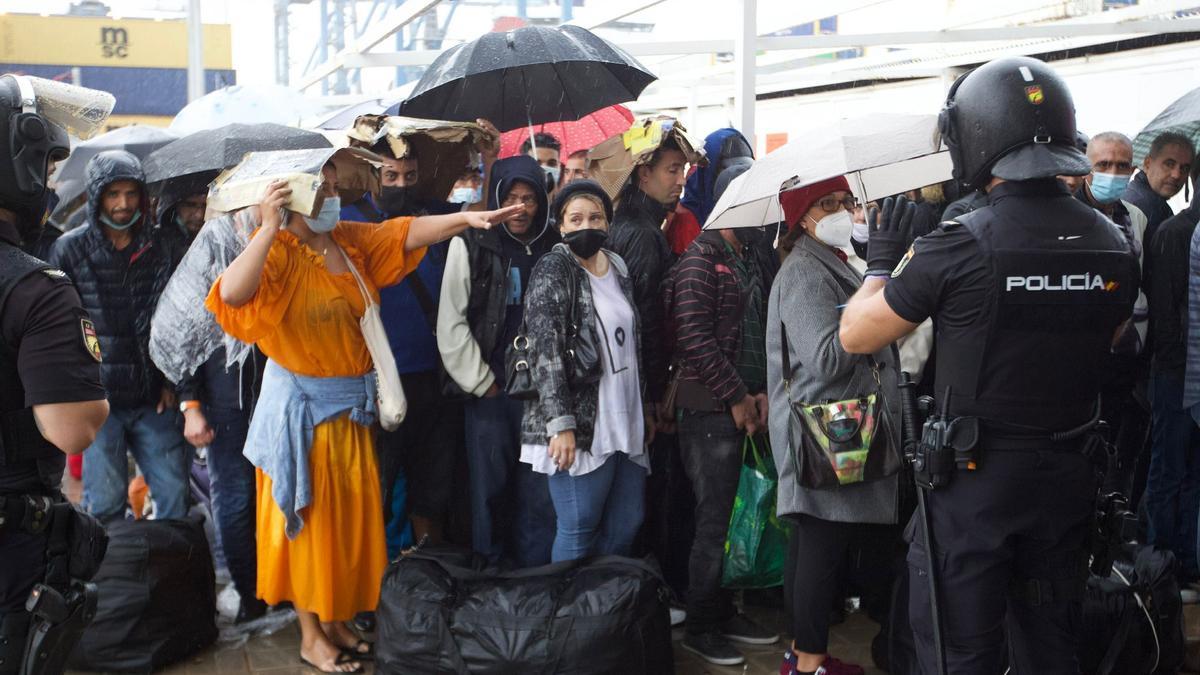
1133, 87, 1200, 164
142, 123, 331, 185
54, 124, 178, 183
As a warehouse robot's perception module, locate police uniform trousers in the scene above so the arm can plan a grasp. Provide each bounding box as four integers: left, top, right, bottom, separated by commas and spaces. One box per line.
907, 448, 1096, 674
0, 525, 45, 616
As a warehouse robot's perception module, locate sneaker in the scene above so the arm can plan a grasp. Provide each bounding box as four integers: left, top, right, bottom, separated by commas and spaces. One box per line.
352, 611, 376, 633
780, 650, 828, 675
821, 655, 865, 675
235, 598, 268, 624
682, 631, 745, 667
669, 607, 686, 627
720, 613, 779, 645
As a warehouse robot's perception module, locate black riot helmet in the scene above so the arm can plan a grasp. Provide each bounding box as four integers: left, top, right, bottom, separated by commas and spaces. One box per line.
938, 57, 1090, 190
0, 74, 114, 241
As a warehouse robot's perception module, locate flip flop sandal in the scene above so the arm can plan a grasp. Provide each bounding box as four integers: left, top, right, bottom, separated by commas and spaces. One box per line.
300, 652, 365, 674
340, 639, 375, 662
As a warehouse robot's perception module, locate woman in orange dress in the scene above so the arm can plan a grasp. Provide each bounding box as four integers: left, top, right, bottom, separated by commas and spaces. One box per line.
207, 165, 521, 673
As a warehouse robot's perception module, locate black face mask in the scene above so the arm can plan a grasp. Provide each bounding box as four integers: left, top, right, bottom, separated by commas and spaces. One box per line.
733, 226, 767, 248
563, 228, 608, 259
376, 185, 417, 217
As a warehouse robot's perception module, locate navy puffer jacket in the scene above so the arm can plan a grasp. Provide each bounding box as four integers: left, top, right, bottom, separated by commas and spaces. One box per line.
49, 150, 184, 407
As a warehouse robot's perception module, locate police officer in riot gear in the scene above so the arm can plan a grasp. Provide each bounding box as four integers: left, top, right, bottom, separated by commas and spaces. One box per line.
0, 74, 114, 675
838, 56, 1139, 673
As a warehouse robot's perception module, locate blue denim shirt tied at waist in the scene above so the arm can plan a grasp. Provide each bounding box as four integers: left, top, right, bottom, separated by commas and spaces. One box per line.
244, 358, 378, 539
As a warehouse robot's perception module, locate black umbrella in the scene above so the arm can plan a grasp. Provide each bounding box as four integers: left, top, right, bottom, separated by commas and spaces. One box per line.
1133, 87, 1200, 164
142, 123, 331, 185
394, 24, 657, 132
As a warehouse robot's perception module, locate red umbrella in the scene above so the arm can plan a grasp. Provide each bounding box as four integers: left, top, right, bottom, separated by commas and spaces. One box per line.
500, 104, 635, 159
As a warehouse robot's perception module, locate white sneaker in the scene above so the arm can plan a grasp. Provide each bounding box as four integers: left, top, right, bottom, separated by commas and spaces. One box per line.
669, 607, 686, 627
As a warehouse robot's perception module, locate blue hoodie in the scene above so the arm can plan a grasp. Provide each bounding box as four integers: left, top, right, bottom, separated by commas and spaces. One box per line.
680, 128, 753, 226
340, 192, 460, 374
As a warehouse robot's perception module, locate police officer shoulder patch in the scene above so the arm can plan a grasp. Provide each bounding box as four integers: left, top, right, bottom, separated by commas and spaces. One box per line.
81, 318, 102, 362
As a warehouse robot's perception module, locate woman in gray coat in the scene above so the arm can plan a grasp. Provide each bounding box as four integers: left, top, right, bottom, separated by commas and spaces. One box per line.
767, 176, 902, 675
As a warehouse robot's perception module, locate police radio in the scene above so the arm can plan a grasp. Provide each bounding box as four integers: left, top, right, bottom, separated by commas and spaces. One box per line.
909, 387, 979, 490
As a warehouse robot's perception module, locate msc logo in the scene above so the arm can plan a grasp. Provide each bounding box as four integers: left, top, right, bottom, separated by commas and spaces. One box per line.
100, 26, 129, 59
1005, 273, 1119, 293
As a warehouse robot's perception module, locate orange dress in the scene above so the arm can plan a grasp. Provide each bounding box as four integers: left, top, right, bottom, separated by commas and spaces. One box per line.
205, 218, 423, 622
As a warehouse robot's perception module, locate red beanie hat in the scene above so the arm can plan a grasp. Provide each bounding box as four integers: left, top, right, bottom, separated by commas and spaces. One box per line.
779, 175, 852, 227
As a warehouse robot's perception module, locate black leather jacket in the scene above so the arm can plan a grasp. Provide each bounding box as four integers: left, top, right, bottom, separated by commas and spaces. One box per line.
608, 186, 673, 400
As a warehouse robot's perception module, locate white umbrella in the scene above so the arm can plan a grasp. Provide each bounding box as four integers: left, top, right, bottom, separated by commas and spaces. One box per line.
169, 84, 326, 136
704, 113, 952, 229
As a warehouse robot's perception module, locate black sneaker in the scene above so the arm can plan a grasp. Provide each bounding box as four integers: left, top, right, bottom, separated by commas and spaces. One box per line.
353, 611, 376, 633
235, 598, 268, 624
720, 613, 779, 645
681, 631, 745, 666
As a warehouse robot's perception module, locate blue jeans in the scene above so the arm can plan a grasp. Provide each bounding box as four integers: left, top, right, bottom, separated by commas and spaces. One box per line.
547, 452, 647, 562
464, 392, 554, 568
1146, 372, 1200, 577
83, 404, 191, 522
206, 407, 258, 606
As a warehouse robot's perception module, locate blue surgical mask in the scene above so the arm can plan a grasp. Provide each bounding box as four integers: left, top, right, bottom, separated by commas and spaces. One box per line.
303, 196, 341, 233
1089, 172, 1130, 204
450, 186, 482, 204
100, 209, 141, 231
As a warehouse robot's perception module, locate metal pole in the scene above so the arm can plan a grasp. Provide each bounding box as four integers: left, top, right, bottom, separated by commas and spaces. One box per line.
186, 0, 205, 102
517, 0, 528, 20
333, 0, 348, 95
561, 0, 573, 23
319, 0, 330, 95
733, 0, 755, 144
275, 0, 290, 86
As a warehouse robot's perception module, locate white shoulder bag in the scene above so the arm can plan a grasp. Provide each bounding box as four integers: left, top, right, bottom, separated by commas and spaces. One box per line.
337, 245, 407, 430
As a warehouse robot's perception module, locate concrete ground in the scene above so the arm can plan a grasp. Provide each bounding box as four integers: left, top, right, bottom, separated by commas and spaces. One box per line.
117, 606, 885, 675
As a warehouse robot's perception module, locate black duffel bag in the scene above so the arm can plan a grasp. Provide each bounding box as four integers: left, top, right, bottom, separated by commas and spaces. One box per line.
376, 547, 673, 674
68, 516, 218, 673
1080, 544, 1184, 675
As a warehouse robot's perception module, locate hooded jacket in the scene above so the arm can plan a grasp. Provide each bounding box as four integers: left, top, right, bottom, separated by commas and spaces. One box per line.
668, 128, 754, 255
438, 155, 559, 396
608, 184, 673, 400
50, 150, 184, 407
155, 170, 217, 248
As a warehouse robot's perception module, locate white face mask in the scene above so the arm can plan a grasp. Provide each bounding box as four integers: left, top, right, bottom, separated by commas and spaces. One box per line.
851, 218, 869, 244
810, 209, 854, 249
303, 196, 341, 233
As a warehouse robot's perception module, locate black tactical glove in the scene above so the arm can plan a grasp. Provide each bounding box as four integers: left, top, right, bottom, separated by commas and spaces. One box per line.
866, 195, 917, 277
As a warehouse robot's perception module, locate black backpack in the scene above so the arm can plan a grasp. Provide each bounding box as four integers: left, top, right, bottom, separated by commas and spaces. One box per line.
1080, 544, 1185, 675
68, 517, 218, 673
376, 546, 673, 674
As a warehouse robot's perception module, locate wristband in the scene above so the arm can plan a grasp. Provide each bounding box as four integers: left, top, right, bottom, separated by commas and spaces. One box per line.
180, 400, 201, 413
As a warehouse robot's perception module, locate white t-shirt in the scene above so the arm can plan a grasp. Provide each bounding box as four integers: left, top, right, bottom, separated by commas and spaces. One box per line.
521, 262, 648, 477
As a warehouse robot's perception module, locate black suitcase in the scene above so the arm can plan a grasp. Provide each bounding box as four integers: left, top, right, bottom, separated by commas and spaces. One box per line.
68, 517, 218, 673
1080, 544, 1184, 675
376, 547, 673, 674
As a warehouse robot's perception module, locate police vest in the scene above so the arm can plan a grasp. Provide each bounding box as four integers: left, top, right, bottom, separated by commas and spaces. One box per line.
934, 206, 1139, 433
0, 241, 62, 468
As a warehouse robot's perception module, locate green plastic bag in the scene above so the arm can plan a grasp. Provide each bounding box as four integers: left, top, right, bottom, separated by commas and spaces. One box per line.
722, 435, 789, 588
